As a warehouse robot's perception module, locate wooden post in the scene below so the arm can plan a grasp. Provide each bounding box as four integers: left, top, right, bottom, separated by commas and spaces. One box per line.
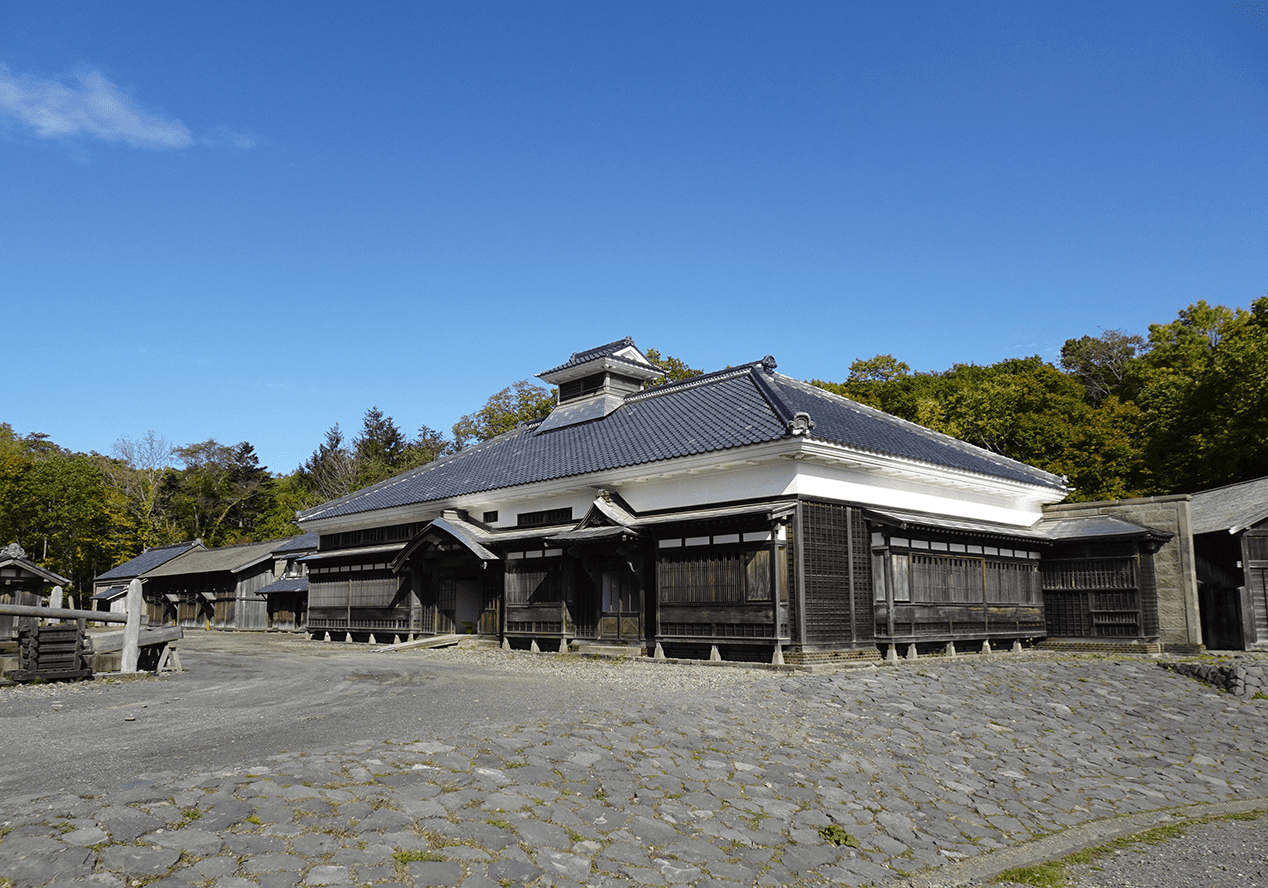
122, 579, 142, 673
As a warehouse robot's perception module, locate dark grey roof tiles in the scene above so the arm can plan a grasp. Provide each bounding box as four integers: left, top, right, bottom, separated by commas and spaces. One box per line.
770, 375, 1065, 489
272, 532, 319, 554
96, 541, 202, 581
299, 360, 1066, 524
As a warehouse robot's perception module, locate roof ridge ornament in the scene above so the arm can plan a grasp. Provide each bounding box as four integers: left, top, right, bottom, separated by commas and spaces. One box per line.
2, 542, 26, 559
789, 412, 815, 436
761, 355, 777, 373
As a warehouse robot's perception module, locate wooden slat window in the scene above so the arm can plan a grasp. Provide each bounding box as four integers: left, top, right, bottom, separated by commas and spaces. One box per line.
506, 562, 570, 606
1041, 558, 1136, 591
657, 547, 770, 604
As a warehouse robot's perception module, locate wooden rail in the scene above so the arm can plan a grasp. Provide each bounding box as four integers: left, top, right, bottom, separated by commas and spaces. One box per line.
0, 604, 127, 623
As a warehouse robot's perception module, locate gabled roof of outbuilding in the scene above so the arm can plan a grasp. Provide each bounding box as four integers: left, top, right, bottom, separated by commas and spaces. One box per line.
96, 540, 203, 582
299, 355, 1067, 525
142, 537, 294, 578
1190, 476, 1268, 535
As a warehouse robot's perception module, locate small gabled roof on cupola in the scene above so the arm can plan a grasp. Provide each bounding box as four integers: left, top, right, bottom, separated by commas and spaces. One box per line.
538, 336, 661, 385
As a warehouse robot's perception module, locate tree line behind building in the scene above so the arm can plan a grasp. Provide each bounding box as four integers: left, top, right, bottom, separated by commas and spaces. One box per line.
2, 300, 1265, 596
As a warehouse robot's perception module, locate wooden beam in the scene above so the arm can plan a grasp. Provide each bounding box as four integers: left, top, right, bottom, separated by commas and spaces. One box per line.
0, 603, 127, 623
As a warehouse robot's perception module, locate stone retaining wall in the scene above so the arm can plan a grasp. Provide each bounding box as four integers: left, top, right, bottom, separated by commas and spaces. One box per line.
1164, 658, 1268, 697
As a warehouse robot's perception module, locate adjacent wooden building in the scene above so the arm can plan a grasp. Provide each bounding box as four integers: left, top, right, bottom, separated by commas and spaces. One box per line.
95, 533, 318, 631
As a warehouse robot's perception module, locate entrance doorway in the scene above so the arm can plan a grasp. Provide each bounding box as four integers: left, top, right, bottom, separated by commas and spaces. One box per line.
597, 568, 641, 642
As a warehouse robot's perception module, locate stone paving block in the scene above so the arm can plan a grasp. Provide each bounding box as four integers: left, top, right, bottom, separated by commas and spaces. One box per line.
303, 865, 351, 885
189, 855, 240, 878
99, 845, 182, 875
223, 833, 288, 856
622, 865, 669, 885
212, 878, 257, 888
0, 840, 95, 888
487, 857, 544, 884
145, 827, 225, 856
241, 852, 307, 874
256, 873, 301, 888
512, 818, 572, 849
61, 825, 109, 845
536, 848, 593, 880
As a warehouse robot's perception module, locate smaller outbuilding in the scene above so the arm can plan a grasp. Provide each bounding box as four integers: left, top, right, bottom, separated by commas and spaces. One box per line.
0, 543, 71, 639
93, 534, 319, 631
91, 540, 203, 616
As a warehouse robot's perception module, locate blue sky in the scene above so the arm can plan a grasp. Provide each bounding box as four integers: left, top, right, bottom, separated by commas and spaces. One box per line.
3, 1, 1265, 475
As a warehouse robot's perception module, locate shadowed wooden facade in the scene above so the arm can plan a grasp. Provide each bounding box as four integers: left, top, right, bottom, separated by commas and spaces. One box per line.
1041, 539, 1162, 642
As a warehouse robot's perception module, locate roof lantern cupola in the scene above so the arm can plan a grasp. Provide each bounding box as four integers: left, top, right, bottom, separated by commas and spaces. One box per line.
534, 337, 661, 433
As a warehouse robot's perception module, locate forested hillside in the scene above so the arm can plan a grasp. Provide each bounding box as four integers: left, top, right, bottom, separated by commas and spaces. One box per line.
2, 301, 1263, 595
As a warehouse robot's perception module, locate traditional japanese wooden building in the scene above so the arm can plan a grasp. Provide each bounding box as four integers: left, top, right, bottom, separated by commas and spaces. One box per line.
91, 540, 203, 615
125, 534, 318, 630
297, 338, 1090, 663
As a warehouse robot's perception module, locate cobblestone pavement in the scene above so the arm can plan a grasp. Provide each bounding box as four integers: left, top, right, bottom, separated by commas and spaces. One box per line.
3, 637, 1268, 888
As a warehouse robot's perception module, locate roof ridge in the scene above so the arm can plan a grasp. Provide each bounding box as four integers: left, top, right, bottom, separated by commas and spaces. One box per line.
626, 360, 763, 403
1189, 475, 1268, 498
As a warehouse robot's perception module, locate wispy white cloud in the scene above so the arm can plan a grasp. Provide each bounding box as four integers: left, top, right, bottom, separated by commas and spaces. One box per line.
0, 65, 193, 149
199, 125, 257, 150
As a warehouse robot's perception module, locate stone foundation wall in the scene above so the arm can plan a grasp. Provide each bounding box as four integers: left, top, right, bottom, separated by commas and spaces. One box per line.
784, 647, 882, 665
1038, 640, 1162, 655
1164, 658, 1268, 697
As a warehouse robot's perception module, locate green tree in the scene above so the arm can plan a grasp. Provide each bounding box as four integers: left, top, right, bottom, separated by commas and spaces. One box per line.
0, 425, 125, 596
643, 348, 703, 387
353, 407, 410, 488
161, 440, 273, 546
1059, 330, 1145, 405
1133, 297, 1268, 491
297, 423, 357, 503
811, 356, 1148, 501
451, 380, 555, 449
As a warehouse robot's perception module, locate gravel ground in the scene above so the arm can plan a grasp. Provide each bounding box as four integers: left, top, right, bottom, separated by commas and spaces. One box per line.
988, 812, 1268, 888
3, 632, 1268, 888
